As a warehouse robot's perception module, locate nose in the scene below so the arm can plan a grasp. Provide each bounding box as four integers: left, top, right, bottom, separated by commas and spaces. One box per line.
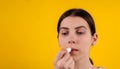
68, 32, 76, 44
68, 40, 75, 44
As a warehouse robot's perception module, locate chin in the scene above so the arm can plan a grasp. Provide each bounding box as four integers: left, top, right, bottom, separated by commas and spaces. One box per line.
71, 54, 80, 61
71, 53, 86, 62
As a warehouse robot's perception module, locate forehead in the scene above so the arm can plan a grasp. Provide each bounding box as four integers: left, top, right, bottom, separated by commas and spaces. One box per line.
60, 16, 89, 29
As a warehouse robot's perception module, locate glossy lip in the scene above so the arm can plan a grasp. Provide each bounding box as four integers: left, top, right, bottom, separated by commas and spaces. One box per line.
71, 48, 79, 52
70, 48, 79, 55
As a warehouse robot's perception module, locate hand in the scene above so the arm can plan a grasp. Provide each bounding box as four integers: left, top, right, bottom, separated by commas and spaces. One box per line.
54, 50, 75, 69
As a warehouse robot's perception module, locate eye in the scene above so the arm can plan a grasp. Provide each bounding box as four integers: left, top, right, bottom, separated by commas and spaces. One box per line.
61, 31, 69, 36
76, 31, 85, 35
62, 32, 68, 35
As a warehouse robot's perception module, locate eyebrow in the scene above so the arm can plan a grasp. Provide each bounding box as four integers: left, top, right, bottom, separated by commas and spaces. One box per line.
60, 26, 87, 30
75, 26, 87, 29
60, 27, 69, 30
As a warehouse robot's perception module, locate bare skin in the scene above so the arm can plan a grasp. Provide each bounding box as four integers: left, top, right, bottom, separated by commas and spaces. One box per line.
54, 16, 98, 69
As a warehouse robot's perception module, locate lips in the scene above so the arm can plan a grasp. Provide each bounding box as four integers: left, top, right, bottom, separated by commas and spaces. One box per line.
69, 48, 79, 54
71, 48, 79, 52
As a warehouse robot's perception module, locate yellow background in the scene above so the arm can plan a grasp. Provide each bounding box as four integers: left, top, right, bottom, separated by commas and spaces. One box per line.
0, 0, 120, 69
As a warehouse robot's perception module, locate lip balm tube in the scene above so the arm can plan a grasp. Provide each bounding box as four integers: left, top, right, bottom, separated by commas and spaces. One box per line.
66, 48, 71, 53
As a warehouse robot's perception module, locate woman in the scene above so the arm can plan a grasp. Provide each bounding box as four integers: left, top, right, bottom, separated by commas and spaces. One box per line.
54, 8, 104, 69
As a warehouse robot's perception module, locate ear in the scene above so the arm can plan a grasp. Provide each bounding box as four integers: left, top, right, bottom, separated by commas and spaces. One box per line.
92, 33, 98, 46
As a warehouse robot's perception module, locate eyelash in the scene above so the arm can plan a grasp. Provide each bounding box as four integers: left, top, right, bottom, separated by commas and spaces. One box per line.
61, 31, 84, 36
76, 31, 84, 35
61, 32, 69, 36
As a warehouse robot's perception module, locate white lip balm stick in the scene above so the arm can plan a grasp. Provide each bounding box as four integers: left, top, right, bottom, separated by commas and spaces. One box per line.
66, 48, 71, 53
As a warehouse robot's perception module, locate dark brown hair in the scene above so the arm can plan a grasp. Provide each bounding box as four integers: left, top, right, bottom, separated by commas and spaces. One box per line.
57, 8, 96, 36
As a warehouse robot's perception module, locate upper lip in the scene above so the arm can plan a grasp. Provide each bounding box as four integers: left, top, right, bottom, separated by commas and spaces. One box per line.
71, 48, 79, 51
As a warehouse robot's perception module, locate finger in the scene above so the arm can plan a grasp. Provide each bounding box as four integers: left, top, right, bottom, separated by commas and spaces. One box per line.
55, 52, 70, 68
54, 50, 66, 64
69, 57, 75, 69
61, 52, 70, 62
64, 57, 74, 69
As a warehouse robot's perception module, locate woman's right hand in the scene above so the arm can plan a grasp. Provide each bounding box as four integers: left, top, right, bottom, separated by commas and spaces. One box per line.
54, 50, 75, 69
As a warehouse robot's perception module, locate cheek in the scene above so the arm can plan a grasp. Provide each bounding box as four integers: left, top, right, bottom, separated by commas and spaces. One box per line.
58, 36, 67, 47
77, 36, 92, 48
76, 37, 92, 55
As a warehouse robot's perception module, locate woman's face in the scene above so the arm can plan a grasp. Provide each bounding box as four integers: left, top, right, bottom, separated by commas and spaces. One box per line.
58, 16, 97, 61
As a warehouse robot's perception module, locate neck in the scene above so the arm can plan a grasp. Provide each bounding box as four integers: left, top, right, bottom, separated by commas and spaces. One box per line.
74, 56, 93, 69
